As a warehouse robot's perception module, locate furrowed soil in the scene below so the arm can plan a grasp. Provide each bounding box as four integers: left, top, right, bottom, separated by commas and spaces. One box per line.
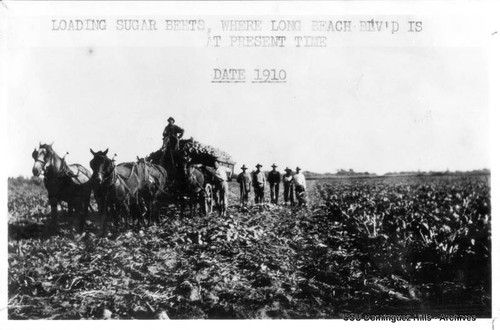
7, 175, 491, 319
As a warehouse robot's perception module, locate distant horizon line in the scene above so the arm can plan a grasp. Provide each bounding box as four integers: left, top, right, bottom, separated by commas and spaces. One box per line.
7, 167, 491, 180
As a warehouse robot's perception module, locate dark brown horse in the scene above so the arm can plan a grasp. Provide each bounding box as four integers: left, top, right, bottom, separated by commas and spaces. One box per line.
180, 161, 206, 217
136, 157, 168, 225
156, 143, 211, 217
32, 143, 92, 230
89, 149, 148, 231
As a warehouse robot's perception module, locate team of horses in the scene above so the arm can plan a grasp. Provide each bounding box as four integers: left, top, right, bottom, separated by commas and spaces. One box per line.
31, 143, 215, 232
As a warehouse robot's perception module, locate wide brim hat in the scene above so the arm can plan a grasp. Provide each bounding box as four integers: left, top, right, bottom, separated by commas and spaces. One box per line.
255, 164, 263, 168
167, 116, 175, 123
285, 167, 292, 172
241, 165, 248, 170
296, 166, 301, 171
271, 163, 278, 168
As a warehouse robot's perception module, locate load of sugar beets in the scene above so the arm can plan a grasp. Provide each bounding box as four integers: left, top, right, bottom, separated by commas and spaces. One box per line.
145, 137, 234, 168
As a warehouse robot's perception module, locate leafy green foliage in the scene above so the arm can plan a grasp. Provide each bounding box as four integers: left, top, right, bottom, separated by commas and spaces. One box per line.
7, 175, 491, 319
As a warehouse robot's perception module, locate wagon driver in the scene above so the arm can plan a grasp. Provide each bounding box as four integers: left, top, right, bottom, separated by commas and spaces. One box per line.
162, 116, 184, 152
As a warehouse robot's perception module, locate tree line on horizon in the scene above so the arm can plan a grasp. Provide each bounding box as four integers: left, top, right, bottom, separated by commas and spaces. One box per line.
8, 168, 490, 186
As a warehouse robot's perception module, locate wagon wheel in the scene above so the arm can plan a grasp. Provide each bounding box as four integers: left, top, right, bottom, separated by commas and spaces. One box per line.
204, 184, 213, 215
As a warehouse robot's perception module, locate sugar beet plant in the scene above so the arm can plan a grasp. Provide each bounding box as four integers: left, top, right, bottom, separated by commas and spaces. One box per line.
315, 176, 490, 314
8, 174, 491, 318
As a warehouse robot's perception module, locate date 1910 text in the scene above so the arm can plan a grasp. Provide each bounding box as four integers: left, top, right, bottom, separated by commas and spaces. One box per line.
212, 68, 287, 84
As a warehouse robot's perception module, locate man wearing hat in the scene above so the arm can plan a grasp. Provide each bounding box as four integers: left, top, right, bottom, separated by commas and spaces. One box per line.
267, 163, 281, 204
213, 159, 233, 216
283, 167, 295, 206
237, 165, 252, 207
162, 116, 184, 152
293, 166, 307, 206
252, 164, 266, 204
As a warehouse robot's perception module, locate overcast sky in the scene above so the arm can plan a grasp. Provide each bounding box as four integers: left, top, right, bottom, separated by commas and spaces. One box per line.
5, 15, 490, 177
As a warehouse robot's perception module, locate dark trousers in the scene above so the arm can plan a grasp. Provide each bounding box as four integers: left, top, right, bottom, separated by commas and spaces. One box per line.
163, 135, 179, 152
254, 185, 265, 204
295, 185, 306, 206
214, 181, 229, 215
240, 186, 250, 206
269, 183, 279, 204
284, 183, 294, 205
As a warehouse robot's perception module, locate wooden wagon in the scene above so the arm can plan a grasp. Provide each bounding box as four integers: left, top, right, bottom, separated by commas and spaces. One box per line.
147, 139, 235, 216
193, 159, 235, 215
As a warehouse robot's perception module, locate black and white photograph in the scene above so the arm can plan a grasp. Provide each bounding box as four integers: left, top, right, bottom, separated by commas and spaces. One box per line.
1, 1, 498, 326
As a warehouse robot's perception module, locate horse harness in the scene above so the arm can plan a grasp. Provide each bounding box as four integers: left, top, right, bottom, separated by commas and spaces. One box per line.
188, 166, 208, 197
35, 148, 88, 185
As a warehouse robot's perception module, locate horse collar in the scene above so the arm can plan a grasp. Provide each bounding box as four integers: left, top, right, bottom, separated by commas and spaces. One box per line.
103, 166, 117, 187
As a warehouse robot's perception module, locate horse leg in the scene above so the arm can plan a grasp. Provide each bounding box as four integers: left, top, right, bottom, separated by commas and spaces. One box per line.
119, 201, 126, 231
143, 192, 153, 226
149, 195, 159, 226
154, 189, 166, 225
80, 190, 91, 232
110, 200, 124, 231
123, 203, 132, 230
79, 208, 86, 232
147, 199, 154, 226
67, 201, 74, 216
49, 196, 58, 226
190, 191, 199, 218
195, 191, 202, 217
138, 196, 148, 229
118, 203, 126, 230
101, 199, 109, 235
127, 200, 136, 229
153, 191, 162, 225
180, 195, 186, 219
83, 187, 91, 217
75, 200, 85, 233
199, 192, 205, 216
128, 194, 144, 230
105, 198, 120, 234
107, 204, 116, 232
155, 198, 161, 225
190, 194, 195, 218
144, 195, 151, 227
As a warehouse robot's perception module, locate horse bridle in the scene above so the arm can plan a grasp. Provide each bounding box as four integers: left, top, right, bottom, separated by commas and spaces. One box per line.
93, 155, 117, 187
35, 148, 82, 181
33, 149, 49, 174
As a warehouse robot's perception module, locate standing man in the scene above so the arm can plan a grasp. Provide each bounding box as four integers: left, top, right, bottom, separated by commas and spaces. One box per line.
267, 163, 281, 204
283, 167, 295, 206
162, 116, 184, 151
214, 159, 233, 216
293, 166, 307, 207
237, 165, 252, 208
252, 164, 266, 204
